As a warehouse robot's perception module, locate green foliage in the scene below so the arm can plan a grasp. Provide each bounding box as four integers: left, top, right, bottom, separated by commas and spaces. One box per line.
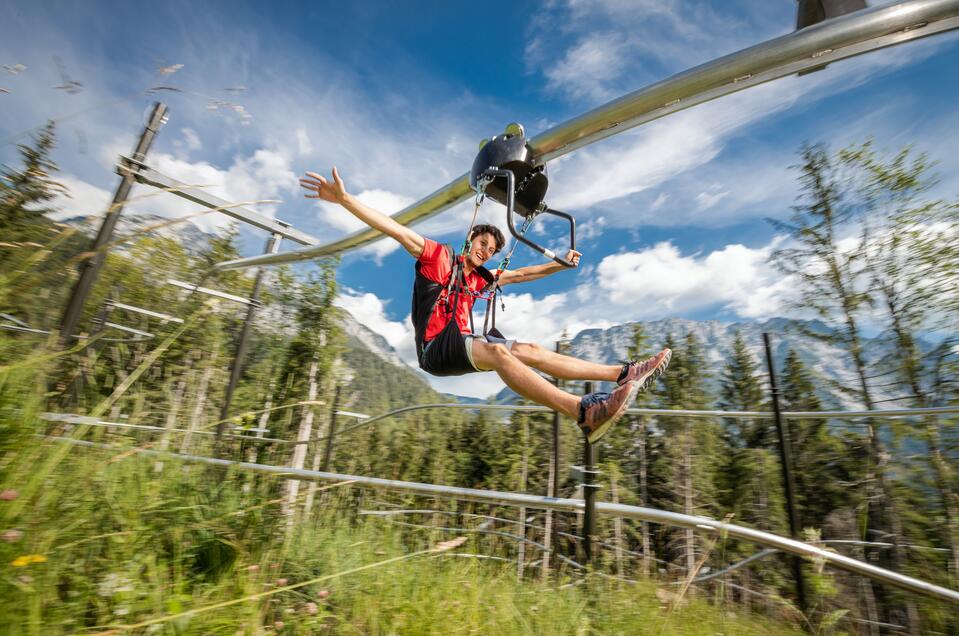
0, 121, 67, 235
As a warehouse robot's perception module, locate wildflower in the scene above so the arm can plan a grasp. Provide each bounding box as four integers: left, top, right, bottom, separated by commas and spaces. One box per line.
317, 590, 330, 599
17, 575, 33, 584
11, 554, 46, 567
274, 621, 284, 629
2, 529, 23, 543
0, 490, 18, 501
275, 578, 288, 586
305, 602, 318, 615
246, 564, 260, 572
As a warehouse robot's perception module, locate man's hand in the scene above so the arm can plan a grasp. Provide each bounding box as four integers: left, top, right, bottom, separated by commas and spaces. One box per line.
564, 249, 582, 267
300, 167, 347, 204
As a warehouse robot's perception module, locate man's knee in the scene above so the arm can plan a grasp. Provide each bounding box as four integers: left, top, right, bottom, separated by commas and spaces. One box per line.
511, 341, 542, 361
472, 341, 514, 369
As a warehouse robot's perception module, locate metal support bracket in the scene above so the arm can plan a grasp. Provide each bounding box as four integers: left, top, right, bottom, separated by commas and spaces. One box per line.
117, 156, 319, 246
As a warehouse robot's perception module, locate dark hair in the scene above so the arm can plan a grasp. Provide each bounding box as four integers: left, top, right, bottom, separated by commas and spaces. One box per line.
469, 223, 505, 253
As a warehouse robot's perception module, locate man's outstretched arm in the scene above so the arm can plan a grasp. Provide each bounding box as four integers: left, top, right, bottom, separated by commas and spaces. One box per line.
498, 249, 581, 287
300, 168, 426, 258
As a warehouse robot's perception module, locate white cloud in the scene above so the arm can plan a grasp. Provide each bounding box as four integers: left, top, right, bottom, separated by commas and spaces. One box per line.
171, 127, 202, 157
49, 174, 111, 221
589, 240, 788, 317
695, 186, 729, 210
295, 128, 312, 156
545, 34, 630, 102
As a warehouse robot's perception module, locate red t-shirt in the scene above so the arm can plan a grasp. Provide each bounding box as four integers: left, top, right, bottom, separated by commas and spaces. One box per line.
418, 238, 489, 342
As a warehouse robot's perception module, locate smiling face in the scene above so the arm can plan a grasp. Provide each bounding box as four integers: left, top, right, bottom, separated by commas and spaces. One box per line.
466, 232, 499, 268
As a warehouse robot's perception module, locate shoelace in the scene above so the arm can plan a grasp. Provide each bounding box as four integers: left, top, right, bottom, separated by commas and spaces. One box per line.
578, 391, 611, 424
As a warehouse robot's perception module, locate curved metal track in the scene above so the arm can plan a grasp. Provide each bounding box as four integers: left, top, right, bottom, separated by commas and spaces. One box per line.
57, 437, 959, 605
216, 0, 959, 271
318, 402, 959, 442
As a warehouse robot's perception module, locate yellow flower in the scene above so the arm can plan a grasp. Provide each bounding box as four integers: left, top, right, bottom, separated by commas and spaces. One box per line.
11, 554, 47, 567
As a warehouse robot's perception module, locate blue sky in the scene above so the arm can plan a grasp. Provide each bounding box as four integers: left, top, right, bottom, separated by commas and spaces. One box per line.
3, 1, 958, 397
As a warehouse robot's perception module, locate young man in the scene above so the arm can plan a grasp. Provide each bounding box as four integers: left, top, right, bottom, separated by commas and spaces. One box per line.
301, 168, 671, 443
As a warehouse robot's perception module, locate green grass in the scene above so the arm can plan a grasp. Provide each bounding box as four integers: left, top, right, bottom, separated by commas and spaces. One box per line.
0, 429, 807, 635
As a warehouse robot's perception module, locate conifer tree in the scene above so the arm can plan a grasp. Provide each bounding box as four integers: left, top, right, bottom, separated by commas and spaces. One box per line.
0, 121, 67, 236
718, 330, 766, 446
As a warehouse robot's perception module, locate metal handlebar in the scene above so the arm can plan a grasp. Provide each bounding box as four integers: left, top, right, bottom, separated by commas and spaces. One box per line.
484, 169, 577, 268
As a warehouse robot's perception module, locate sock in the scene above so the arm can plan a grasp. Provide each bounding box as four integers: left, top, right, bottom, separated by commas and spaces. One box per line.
616, 361, 631, 384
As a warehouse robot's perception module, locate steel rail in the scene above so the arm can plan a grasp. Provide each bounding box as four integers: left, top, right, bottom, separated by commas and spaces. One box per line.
320, 402, 959, 442
166, 279, 253, 305
39, 413, 293, 444
215, 0, 959, 271
0, 322, 154, 343
54, 437, 959, 604
101, 321, 154, 338
106, 301, 184, 324
690, 539, 953, 584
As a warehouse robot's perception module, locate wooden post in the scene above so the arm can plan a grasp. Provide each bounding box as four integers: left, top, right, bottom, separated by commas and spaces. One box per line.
542, 339, 563, 581
284, 355, 319, 520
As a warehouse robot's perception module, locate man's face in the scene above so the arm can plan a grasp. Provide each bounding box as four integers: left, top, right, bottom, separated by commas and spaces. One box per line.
468, 232, 499, 266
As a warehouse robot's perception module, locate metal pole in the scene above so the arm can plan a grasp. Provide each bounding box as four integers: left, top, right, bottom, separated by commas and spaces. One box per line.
763, 332, 807, 615
320, 385, 341, 472
217, 233, 282, 438
582, 381, 599, 565
60, 103, 168, 343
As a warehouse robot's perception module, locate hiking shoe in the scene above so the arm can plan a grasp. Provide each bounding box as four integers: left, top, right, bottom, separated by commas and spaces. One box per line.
578, 381, 640, 444
618, 348, 672, 392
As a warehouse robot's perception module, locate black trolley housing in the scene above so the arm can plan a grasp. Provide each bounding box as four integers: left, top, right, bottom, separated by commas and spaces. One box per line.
469, 123, 576, 268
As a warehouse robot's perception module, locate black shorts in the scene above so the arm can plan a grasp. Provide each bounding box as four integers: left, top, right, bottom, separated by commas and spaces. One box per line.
418, 321, 514, 377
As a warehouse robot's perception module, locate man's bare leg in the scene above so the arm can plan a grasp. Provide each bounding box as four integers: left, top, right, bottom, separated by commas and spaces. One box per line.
470, 341, 581, 419
509, 341, 621, 381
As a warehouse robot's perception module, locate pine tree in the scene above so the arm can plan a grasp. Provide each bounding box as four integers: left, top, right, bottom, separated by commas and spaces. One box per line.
718, 330, 766, 446
0, 121, 67, 236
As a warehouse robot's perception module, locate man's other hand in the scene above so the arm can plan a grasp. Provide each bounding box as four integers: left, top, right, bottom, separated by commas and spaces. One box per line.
565, 249, 582, 267
300, 167, 347, 204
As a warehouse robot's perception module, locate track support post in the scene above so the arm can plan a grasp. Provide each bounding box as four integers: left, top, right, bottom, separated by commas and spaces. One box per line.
581, 381, 600, 565
59, 103, 168, 343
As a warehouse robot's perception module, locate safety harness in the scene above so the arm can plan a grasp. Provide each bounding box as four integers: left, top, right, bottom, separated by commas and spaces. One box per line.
411, 178, 532, 365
